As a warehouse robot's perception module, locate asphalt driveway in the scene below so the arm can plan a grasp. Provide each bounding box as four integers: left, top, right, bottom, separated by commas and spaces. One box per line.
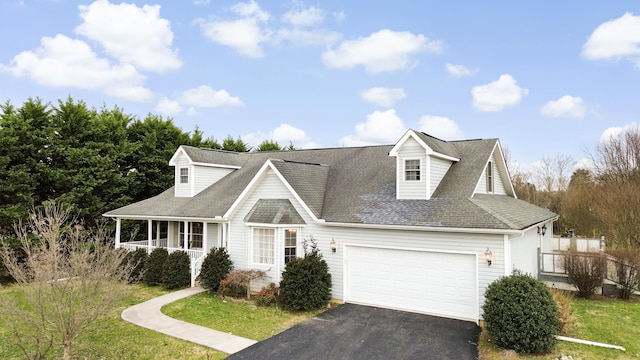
226, 303, 480, 360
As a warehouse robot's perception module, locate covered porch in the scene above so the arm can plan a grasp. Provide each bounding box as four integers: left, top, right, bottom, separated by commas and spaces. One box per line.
113, 217, 228, 286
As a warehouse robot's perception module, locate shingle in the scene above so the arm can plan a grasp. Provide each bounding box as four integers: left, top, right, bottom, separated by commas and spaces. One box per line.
244, 199, 305, 225
105, 133, 557, 230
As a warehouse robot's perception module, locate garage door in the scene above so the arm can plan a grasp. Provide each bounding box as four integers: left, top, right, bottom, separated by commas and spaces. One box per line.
345, 246, 478, 321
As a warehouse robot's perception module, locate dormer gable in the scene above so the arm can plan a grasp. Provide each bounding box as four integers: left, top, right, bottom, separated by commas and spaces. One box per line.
389, 130, 460, 200
168, 145, 242, 198
473, 141, 515, 197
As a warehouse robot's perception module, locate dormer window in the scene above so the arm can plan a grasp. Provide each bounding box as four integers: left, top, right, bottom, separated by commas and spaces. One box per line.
405, 159, 421, 181
180, 168, 189, 184
486, 161, 494, 192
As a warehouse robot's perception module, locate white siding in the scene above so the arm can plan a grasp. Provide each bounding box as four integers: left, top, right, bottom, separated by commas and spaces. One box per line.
397, 138, 427, 199
193, 166, 234, 195
173, 155, 191, 197
430, 156, 452, 197
206, 223, 219, 253
510, 227, 540, 277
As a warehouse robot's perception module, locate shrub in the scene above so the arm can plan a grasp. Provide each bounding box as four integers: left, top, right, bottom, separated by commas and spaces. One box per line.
123, 247, 148, 283
608, 248, 640, 299
279, 240, 332, 311
199, 247, 233, 292
563, 250, 607, 298
483, 271, 559, 354
144, 247, 168, 286
163, 251, 191, 289
218, 269, 266, 299
254, 283, 279, 307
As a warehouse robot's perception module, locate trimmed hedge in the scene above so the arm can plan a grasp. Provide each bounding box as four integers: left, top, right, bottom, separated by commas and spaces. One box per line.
124, 247, 148, 283
278, 246, 331, 311
144, 248, 168, 286
163, 250, 191, 289
199, 247, 233, 292
483, 271, 559, 354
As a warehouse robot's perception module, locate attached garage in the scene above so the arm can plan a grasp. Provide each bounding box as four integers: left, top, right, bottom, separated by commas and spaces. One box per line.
344, 245, 478, 321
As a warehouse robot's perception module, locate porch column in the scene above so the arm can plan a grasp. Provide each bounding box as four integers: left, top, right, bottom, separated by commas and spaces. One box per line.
156, 221, 161, 243
115, 218, 121, 249
183, 221, 189, 251
202, 222, 208, 254
147, 220, 153, 254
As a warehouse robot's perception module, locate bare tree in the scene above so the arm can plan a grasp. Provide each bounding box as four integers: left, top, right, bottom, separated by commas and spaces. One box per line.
591, 124, 640, 183
535, 154, 575, 192
0, 204, 134, 360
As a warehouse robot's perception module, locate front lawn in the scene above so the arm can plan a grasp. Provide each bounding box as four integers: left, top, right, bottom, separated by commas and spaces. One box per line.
479, 295, 640, 359
162, 292, 325, 340
0, 284, 225, 360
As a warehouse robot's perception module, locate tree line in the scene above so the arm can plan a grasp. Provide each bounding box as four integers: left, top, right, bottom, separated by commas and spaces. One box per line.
0, 97, 292, 236
508, 125, 640, 249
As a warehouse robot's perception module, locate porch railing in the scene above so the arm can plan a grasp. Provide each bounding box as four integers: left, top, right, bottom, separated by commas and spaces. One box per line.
119, 240, 204, 261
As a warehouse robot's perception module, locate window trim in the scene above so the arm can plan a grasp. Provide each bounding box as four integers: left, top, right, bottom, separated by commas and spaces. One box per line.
404, 159, 421, 181
486, 161, 494, 193
179, 167, 189, 184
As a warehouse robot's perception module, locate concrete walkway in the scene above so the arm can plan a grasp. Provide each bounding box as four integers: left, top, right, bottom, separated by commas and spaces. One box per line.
122, 287, 257, 354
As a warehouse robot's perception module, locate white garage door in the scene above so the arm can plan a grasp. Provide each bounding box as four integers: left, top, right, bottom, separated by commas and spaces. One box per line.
345, 246, 478, 321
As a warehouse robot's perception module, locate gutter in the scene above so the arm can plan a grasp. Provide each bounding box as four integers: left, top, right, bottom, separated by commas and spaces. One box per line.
321, 221, 523, 235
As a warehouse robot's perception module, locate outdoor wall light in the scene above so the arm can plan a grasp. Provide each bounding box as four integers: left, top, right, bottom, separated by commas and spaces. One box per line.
537, 224, 547, 236
485, 248, 493, 266
330, 238, 337, 253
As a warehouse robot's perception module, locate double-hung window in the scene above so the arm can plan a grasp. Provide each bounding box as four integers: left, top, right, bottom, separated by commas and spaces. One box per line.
284, 229, 297, 264
405, 159, 421, 181
253, 228, 275, 265
180, 168, 189, 184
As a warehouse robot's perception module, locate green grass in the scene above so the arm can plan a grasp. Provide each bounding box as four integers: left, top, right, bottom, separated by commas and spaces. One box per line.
0, 284, 226, 360
479, 295, 640, 360
162, 292, 325, 340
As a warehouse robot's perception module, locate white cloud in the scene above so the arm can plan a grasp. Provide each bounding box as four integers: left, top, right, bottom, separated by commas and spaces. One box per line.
193, 0, 211, 5
75, 0, 181, 73
178, 85, 244, 107
243, 123, 320, 149
471, 74, 528, 111
0, 34, 153, 101
360, 87, 406, 107
155, 85, 243, 116
198, 0, 271, 58
582, 12, 640, 67
281, 5, 325, 27
322, 29, 442, 73
446, 63, 477, 78
540, 95, 586, 118
339, 109, 406, 146
599, 122, 639, 143
418, 115, 463, 140
155, 96, 182, 116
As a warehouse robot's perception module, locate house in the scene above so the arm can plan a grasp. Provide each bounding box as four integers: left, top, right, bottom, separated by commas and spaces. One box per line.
104, 129, 557, 323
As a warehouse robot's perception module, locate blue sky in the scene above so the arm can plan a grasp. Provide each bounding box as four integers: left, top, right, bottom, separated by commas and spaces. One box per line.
1, 1, 640, 172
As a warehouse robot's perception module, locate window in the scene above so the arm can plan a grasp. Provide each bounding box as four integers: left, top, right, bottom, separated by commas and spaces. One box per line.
284, 229, 297, 264
253, 228, 275, 265
405, 159, 421, 181
180, 168, 189, 184
179, 222, 203, 248
190, 222, 203, 248
486, 161, 494, 193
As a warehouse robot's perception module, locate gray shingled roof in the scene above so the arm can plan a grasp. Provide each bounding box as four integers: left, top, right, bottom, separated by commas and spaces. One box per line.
181, 146, 248, 167
414, 131, 461, 159
105, 135, 557, 230
244, 199, 306, 225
